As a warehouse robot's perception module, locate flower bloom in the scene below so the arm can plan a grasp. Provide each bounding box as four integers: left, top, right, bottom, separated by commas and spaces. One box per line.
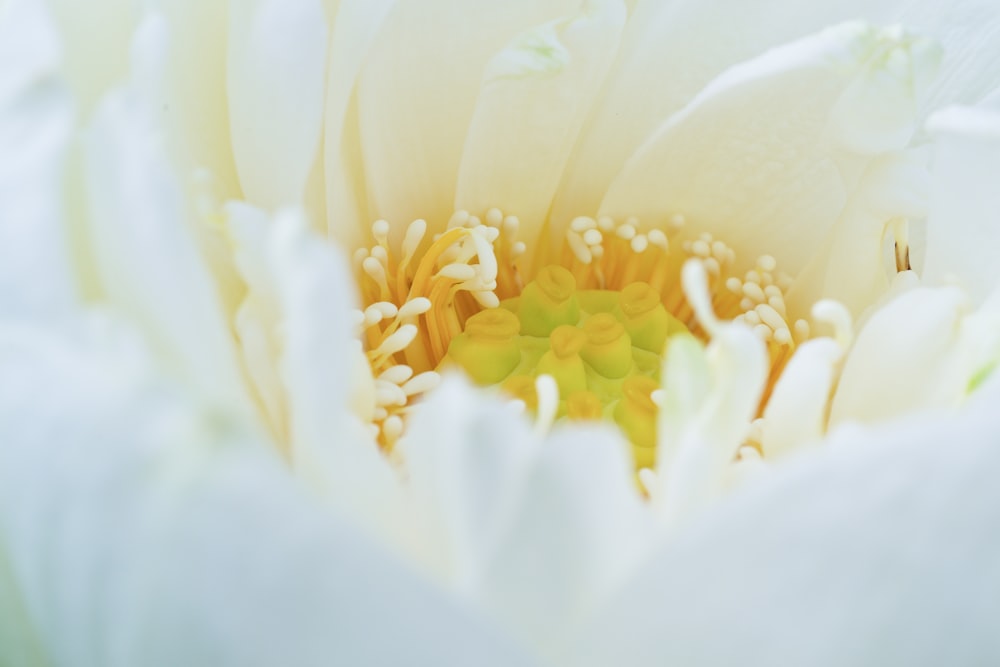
3, 0, 1000, 664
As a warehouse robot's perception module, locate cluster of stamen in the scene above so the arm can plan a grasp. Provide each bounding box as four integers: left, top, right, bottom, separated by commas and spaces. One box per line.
354, 207, 810, 457
353, 209, 522, 446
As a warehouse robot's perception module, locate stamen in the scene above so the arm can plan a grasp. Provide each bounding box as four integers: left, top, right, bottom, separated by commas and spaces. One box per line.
813, 299, 853, 349
353, 207, 822, 460
533, 375, 559, 438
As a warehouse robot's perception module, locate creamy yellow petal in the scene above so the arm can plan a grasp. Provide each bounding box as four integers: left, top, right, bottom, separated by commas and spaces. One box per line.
552, 0, 888, 230
455, 0, 626, 247
600, 23, 939, 276
227, 0, 328, 209
354, 0, 576, 237
829, 286, 969, 426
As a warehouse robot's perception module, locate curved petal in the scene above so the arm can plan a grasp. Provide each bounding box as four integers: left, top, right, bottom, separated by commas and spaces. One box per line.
227, 0, 328, 209
83, 68, 250, 414
42, 0, 138, 117
269, 211, 402, 540
354, 0, 577, 236
321, 0, 397, 251
0, 0, 76, 319
552, 0, 888, 228
568, 380, 1000, 666
399, 377, 539, 581
454, 0, 626, 247
829, 285, 970, 426
599, 23, 941, 276
476, 424, 650, 658
151, 0, 241, 199
654, 322, 768, 521
0, 318, 536, 667
226, 202, 288, 439
401, 377, 650, 658
787, 148, 931, 319
923, 105, 1000, 303
759, 337, 843, 458
897, 0, 1000, 116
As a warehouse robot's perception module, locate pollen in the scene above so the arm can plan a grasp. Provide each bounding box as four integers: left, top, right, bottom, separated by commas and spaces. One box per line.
353, 207, 810, 464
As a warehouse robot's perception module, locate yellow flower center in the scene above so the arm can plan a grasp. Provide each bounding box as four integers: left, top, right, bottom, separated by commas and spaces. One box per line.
354, 207, 810, 465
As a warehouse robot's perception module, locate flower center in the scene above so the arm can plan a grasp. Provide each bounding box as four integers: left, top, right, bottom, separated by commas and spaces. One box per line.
443, 267, 688, 468
354, 207, 810, 462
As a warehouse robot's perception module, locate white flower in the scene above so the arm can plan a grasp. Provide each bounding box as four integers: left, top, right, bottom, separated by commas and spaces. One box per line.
3, 0, 1000, 665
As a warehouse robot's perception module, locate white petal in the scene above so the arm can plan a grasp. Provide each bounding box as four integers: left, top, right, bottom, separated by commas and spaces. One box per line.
787, 148, 931, 318
568, 383, 1000, 666
455, 0, 625, 246
41, 0, 138, 116
83, 76, 250, 413
227, 0, 328, 209
655, 323, 768, 521
923, 105, 1000, 302
552, 0, 893, 227
599, 23, 941, 276
0, 0, 76, 318
759, 337, 843, 458
354, 0, 576, 236
398, 376, 538, 582
0, 535, 45, 666
226, 202, 288, 439
322, 0, 397, 251
0, 319, 533, 667
149, 1, 241, 199
896, 0, 1000, 116
269, 211, 401, 538
477, 424, 650, 658
829, 285, 970, 426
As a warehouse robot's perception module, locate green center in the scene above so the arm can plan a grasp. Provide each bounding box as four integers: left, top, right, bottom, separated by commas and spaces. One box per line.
442, 265, 691, 466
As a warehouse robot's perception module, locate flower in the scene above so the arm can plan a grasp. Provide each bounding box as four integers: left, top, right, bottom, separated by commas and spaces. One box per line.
3, 0, 1000, 665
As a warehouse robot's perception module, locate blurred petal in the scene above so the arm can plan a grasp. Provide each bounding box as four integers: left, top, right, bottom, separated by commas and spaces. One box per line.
399, 377, 539, 581
83, 64, 249, 412
568, 386, 1000, 666
759, 337, 843, 458
42, 0, 138, 117
600, 23, 940, 276
654, 322, 768, 521
477, 424, 650, 658
270, 211, 401, 537
923, 105, 1000, 302
455, 0, 625, 245
0, 0, 76, 319
228, 0, 328, 208
0, 318, 536, 667
355, 0, 576, 235
402, 377, 649, 657
152, 0, 241, 199
321, 0, 397, 250
829, 286, 969, 426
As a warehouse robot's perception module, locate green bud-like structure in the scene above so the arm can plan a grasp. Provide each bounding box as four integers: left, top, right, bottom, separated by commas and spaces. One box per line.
441, 266, 694, 469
